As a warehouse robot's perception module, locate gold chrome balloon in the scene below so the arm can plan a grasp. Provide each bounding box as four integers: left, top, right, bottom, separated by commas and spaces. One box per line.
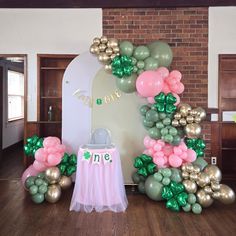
193, 165, 201, 174
174, 112, 182, 120
93, 37, 101, 45
171, 119, 179, 127
184, 123, 201, 138
58, 176, 72, 190
99, 44, 107, 52
197, 189, 214, 208
98, 52, 109, 63
45, 167, 61, 184
112, 46, 120, 54
90, 44, 100, 54
179, 103, 191, 117
195, 107, 206, 121
185, 163, 194, 173
100, 35, 108, 44
179, 118, 187, 126
45, 184, 61, 203
196, 172, 210, 188
105, 47, 113, 56
186, 116, 194, 124
194, 116, 201, 123
204, 186, 213, 195
189, 109, 197, 117
211, 181, 220, 191
218, 184, 235, 204
182, 171, 189, 180
189, 172, 198, 181
107, 38, 118, 48
203, 165, 222, 182
212, 191, 221, 199
110, 53, 118, 60
104, 64, 112, 73
183, 180, 197, 193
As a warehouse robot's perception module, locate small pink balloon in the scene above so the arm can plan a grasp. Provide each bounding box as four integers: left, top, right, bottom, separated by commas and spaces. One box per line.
153, 157, 166, 168
169, 154, 183, 167
47, 153, 62, 166
179, 141, 188, 151
166, 76, 177, 86
147, 97, 155, 104
173, 93, 180, 106
147, 148, 154, 156
43, 136, 61, 148
47, 147, 58, 154
153, 143, 162, 152
136, 71, 164, 97
143, 150, 149, 155
144, 136, 151, 148
149, 139, 156, 147
21, 165, 40, 187
154, 151, 164, 158
34, 148, 47, 162
162, 83, 171, 94
174, 82, 185, 94
156, 67, 169, 78
157, 140, 165, 147
181, 152, 188, 161
57, 144, 66, 154
170, 70, 182, 81
33, 160, 47, 172
163, 144, 173, 156
186, 149, 197, 162
173, 147, 182, 156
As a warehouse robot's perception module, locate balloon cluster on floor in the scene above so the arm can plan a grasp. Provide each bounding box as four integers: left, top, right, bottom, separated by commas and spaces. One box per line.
22, 136, 77, 204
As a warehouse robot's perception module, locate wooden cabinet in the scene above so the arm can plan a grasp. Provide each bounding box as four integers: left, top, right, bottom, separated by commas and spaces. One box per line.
218, 55, 236, 180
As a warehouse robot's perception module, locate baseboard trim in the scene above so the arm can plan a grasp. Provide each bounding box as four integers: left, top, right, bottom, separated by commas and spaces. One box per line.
2, 140, 23, 155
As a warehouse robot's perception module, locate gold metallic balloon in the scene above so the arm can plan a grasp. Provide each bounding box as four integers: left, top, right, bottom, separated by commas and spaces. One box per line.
212, 191, 221, 199
93, 37, 101, 45
183, 180, 197, 193
195, 107, 206, 121
211, 181, 220, 191
110, 53, 118, 60
100, 35, 108, 44
98, 52, 110, 63
112, 46, 120, 54
179, 103, 191, 117
58, 176, 72, 190
204, 186, 213, 195
218, 184, 235, 204
194, 116, 201, 123
172, 119, 179, 127
99, 44, 107, 52
105, 47, 113, 56
196, 172, 211, 187
189, 109, 197, 117
182, 171, 189, 180
189, 172, 198, 181
45, 167, 61, 184
104, 64, 112, 72
174, 112, 182, 120
193, 165, 201, 174
179, 118, 187, 126
185, 163, 194, 173
90, 44, 100, 54
107, 38, 118, 48
203, 165, 222, 182
45, 184, 61, 203
184, 123, 201, 139
186, 115, 194, 124
197, 189, 214, 208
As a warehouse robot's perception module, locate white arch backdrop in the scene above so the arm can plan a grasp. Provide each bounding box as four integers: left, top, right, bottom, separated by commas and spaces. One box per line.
62, 52, 147, 184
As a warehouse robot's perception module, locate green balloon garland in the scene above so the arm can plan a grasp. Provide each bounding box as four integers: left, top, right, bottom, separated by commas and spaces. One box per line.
57, 153, 77, 176
185, 138, 206, 157
24, 135, 44, 157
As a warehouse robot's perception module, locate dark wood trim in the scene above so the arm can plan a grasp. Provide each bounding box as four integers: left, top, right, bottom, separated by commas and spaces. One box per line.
0, 65, 3, 162
0, 0, 235, 8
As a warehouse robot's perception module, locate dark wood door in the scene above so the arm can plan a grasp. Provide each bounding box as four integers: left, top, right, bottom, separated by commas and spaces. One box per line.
0, 66, 3, 162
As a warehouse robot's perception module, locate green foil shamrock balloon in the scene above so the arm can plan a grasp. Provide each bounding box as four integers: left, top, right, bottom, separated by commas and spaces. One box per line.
57, 153, 77, 177
134, 154, 156, 177
24, 135, 44, 157
112, 55, 134, 78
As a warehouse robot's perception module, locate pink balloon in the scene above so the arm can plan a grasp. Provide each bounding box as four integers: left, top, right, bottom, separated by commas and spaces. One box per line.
143, 150, 149, 155
157, 140, 165, 147
173, 147, 182, 156
153, 143, 162, 152
147, 148, 154, 156
147, 97, 155, 104
21, 165, 40, 186
179, 142, 188, 151
153, 157, 166, 168
170, 70, 182, 81
149, 139, 156, 147
169, 154, 183, 167
144, 136, 151, 148
156, 67, 169, 78
47, 147, 58, 154
163, 144, 173, 156
57, 144, 66, 154
173, 82, 184, 94
33, 160, 47, 172
186, 149, 197, 162
43, 136, 61, 148
173, 93, 180, 106
136, 71, 164, 97
47, 153, 62, 166
34, 148, 47, 162
154, 151, 164, 158
181, 152, 188, 161
162, 83, 171, 94
166, 76, 178, 86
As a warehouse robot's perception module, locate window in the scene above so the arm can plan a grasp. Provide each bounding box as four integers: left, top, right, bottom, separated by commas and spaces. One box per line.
7, 70, 24, 121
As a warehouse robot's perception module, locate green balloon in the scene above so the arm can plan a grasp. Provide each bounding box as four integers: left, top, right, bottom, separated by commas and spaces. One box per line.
177, 128, 185, 138
192, 203, 202, 214
35, 178, 44, 186
116, 74, 137, 93
169, 127, 178, 136
38, 184, 48, 194
25, 176, 36, 189
138, 182, 146, 194
159, 113, 167, 120
132, 172, 141, 184
170, 168, 182, 183
137, 60, 145, 69
148, 127, 161, 139
140, 105, 150, 116
143, 119, 154, 128
146, 110, 159, 122
148, 41, 173, 67
41, 180, 48, 186
131, 57, 137, 65
172, 135, 181, 146
192, 157, 208, 171
162, 168, 172, 178
161, 127, 169, 136
144, 57, 159, 70
182, 203, 192, 212
156, 122, 164, 129
162, 177, 171, 186
29, 185, 38, 195
31, 193, 45, 204
133, 45, 150, 60
137, 69, 144, 75
119, 40, 134, 57
163, 134, 173, 143
133, 66, 138, 73
162, 117, 171, 126
145, 175, 163, 201
188, 193, 197, 204
154, 172, 163, 182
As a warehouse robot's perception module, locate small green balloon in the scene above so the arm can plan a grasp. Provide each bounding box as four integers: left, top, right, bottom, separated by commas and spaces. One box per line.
154, 172, 163, 182
119, 40, 134, 57
156, 122, 164, 129
116, 74, 137, 93
161, 127, 169, 136
192, 203, 202, 214
140, 105, 150, 116
159, 113, 167, 120
137, 60, 145, 69
143, 119, 154, 128
38, 184, 48, 194
192, 157, 208, 171
31, 193, 45, 204
133, 45, 150, 60
162, 117, 171, 126
29, 185, 38, 195
133, 66, 138, 73
35, 178, 43, 186
182, 203, 192, 212
162, 168, 172, 178
170, 168, 182, 183
148, 127, 161, 139
144, 57, 159, 70
41, 180, 48, 186
169, 127, 178, 136
138, 182, 146, 194
137, 69, 144, 75
188, 193, 197, 204
25, 176, 36, 189
132, 172, 141, 184
146, 110, 159, 122
164, 134, 173, 144
162, 177, 171, 186
172, 135, 181, 146
131, 57, 137, 65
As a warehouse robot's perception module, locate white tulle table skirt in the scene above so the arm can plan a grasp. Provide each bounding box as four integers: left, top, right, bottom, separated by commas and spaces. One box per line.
70, 147, 128, 213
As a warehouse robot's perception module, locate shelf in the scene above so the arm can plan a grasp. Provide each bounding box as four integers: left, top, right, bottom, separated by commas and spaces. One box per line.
222, 147, 236, 151
40, 96, 62, 99
38, 121, 61, 124
40, 67, 67, 70
222, 97, 236, 100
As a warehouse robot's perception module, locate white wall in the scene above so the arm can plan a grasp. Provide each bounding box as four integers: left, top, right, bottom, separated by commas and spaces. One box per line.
208, 7, 236, 108
0, 60, 24, 148
0, 9, 102, 121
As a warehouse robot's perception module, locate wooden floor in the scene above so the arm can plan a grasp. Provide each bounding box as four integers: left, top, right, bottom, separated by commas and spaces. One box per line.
0, 147, 236, 236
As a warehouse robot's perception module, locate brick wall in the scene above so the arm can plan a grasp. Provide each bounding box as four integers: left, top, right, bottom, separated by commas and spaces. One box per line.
103, 8, 211, 157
